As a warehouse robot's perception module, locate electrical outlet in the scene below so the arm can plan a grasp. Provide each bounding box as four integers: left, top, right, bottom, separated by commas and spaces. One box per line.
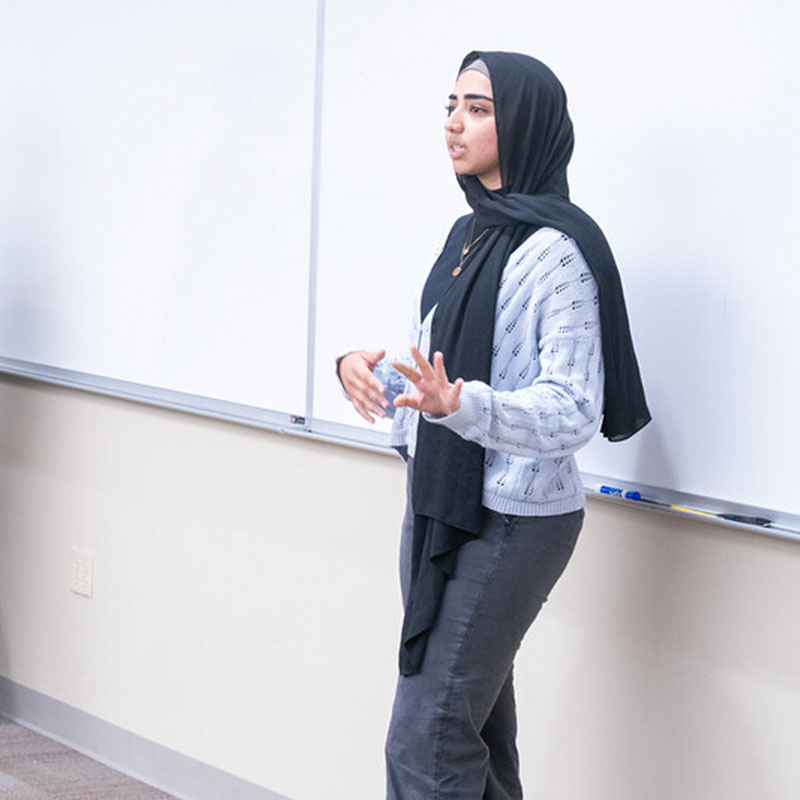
69, 548, 94, 598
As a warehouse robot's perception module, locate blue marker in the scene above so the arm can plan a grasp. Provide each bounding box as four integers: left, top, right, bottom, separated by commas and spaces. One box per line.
598, 485, 670, 508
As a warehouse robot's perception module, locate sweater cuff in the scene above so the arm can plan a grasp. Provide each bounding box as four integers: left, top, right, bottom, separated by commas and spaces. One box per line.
422, 381, 487, 438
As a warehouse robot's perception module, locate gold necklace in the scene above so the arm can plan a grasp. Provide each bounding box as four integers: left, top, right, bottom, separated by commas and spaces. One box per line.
452, 223, 488, 277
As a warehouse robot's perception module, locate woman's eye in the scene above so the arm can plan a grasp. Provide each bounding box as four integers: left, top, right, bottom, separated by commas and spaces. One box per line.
445, 104, 455, 116
470, 105, 486, 114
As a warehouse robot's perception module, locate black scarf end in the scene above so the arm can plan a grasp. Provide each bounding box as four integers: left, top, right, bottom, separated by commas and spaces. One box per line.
399, 633, 427, 677
601, 409, 652, 443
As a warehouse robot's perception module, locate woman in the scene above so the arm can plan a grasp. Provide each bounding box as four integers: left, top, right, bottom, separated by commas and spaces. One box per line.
339, 51, 649, 799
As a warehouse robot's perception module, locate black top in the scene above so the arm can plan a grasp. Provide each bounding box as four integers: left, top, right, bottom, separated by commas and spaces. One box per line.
420, 215, 486, 321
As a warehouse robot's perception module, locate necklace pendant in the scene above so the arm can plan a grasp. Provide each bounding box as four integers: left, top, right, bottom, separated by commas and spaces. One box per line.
452, 265, 462, 276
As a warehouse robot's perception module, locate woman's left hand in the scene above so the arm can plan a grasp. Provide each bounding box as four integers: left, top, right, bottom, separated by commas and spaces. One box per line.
392, 346, 463, 417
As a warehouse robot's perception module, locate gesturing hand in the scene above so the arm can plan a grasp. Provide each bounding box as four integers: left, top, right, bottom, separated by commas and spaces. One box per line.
392, 346, 463, 417
339, 349, 389, 424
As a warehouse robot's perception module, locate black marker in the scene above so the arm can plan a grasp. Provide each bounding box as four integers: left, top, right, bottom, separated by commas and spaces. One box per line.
717, 513, 773, 527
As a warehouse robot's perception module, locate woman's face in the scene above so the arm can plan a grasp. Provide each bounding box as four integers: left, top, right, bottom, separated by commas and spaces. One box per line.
444, 69, 501, 190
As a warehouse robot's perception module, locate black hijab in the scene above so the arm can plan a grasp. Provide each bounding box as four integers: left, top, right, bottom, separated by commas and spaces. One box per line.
399, 51, 651, 676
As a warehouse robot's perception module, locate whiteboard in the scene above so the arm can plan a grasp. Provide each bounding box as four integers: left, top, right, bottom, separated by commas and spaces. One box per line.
1, 0, 798, 526
0, 0, 318, 414
312, 0, 800, 519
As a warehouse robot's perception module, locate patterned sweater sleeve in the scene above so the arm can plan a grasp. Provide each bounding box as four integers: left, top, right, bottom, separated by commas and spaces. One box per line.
424, 233, 604, 457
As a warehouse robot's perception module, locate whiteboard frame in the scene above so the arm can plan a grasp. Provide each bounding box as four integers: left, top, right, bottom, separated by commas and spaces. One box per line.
2, 356, 799, 544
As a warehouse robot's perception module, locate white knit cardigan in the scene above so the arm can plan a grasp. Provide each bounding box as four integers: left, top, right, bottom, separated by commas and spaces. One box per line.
377, 226, 604, 517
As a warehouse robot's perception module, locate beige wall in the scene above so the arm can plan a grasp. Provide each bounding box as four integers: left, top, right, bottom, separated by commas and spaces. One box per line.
1, 373, 798, 799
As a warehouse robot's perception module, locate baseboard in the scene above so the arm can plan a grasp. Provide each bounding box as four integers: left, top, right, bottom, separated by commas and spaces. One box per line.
0, 675, 290, 800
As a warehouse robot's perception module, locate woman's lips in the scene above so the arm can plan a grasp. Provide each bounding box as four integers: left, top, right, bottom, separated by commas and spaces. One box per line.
448, 143, 466, 159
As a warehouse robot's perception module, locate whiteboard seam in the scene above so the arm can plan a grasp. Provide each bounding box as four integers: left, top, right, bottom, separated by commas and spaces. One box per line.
304, 0, 326, 428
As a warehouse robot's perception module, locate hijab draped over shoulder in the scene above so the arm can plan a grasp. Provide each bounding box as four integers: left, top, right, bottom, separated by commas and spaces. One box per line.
399, 51, 651, 676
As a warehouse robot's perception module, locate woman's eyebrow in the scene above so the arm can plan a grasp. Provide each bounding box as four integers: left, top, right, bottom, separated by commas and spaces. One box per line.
448, 93, 495, 103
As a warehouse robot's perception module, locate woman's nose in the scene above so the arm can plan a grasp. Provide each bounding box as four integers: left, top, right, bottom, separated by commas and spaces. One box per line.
444, 111, 463, 132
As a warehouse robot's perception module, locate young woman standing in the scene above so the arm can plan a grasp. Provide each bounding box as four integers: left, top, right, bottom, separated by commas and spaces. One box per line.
339, 50, 650, 800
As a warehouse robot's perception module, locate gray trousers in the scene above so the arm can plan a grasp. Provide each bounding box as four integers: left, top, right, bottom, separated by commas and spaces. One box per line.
386, 460, 583, 799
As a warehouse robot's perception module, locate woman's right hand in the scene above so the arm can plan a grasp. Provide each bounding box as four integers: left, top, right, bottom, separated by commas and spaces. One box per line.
338, 349, 389, 423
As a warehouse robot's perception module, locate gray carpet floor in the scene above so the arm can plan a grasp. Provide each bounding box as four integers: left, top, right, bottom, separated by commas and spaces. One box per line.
0, 717, 176, 799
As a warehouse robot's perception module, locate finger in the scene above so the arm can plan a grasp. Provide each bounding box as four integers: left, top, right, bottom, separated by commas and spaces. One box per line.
394, 393, 422, 410
348, 369, 386, 399
367, 399, 387, 417
438, 377, 463, 416
355, 392, 387, 418
432, 351, 450, 384
392, 360, 422, 384
367, 377, 389, 407
409, 345, 436, 380
355, 397, 386, 422
365, 349, 386, 367
450, 378, 463, 408
353, 402, 375, 424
